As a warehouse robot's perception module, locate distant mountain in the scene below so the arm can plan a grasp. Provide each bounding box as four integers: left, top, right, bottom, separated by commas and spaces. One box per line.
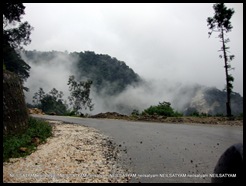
22, 50, 243, 116
73, 51, 141, 95
23, 50, 142, 96
180, 85, 243, 116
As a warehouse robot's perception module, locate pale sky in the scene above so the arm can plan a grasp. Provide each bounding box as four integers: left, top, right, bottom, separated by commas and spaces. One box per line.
22, 3, 243, 95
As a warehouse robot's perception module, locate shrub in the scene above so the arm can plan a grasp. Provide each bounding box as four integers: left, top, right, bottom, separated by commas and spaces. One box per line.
3, 117, 52, 162
131, 109, 140, 116
66, 110, 77, 116
143, 101, 182, 117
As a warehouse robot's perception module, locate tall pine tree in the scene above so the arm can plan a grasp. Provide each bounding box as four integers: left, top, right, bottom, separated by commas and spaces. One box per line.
207, 3, 235, 117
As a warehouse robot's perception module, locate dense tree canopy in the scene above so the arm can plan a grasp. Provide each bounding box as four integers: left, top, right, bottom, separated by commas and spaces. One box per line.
23, 50, 141, 95
3, 3, 33, 82
3, 3, 25, 23
75, 51, 141, 95
33, 88, 68, 115
143, 101, 182, 117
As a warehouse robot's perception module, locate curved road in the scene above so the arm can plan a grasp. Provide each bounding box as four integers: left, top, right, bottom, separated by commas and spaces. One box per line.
32, 114, 243, 183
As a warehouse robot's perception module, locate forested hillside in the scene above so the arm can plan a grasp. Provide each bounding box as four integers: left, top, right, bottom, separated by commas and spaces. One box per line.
23, 50, 141, 95
22, 50, 243, 116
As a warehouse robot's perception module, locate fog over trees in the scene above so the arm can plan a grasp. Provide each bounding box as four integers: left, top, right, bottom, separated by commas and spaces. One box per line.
22, 50, 243, 116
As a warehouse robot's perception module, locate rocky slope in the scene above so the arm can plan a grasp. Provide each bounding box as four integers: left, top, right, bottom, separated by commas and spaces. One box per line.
182, 86, 243, 116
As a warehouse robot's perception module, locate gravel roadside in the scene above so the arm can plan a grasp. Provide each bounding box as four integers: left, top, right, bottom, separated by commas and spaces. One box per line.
3, 120, 131, 183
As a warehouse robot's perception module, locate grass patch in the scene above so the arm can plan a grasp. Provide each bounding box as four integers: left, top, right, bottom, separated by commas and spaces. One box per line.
3, 117, 52, 162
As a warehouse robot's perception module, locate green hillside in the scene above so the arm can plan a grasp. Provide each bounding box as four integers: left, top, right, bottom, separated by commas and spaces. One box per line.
23, 50, 243, 116
23, 50, 141, 95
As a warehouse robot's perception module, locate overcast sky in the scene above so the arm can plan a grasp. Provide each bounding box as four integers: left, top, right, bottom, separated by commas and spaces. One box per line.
22, 3, 243, 95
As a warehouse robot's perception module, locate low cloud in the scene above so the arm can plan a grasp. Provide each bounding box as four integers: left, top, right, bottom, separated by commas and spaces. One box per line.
22, 52, 78, 105
22, 51, 241, 116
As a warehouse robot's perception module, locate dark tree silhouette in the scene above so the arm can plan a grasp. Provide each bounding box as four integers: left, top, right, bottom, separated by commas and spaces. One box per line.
207, 3, 235, 117
3, 3, 33, 82
33, 88, 68, 115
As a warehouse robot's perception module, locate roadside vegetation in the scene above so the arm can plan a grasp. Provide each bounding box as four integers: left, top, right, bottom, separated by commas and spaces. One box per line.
30, 75, 94, 116
141, 101, 183, 117
127, 101, 243, 125
3, 117, 52, 162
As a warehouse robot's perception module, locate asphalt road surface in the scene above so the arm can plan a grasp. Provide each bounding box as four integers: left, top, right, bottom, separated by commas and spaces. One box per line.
32, 114, 243, 183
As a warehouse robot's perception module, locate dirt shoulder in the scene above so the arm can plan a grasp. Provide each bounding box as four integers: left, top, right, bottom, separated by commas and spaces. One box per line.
90, 112, 243, 126
3, 121, 131, 183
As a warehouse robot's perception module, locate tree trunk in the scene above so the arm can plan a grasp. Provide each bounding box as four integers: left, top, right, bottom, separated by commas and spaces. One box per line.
221, 30, 232, 117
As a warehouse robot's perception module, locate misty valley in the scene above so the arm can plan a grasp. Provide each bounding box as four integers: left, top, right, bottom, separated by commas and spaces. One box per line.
22, 50, 243, 117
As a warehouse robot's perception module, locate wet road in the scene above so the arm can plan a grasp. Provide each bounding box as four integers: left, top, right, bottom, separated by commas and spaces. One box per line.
32, 115, 243, 183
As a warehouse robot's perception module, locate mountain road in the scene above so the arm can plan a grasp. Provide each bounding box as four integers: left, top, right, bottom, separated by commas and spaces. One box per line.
31, 114, 243, 183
